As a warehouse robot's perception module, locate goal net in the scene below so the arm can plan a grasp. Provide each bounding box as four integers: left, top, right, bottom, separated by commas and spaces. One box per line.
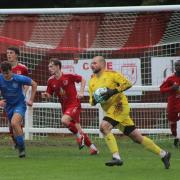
0, 6, 179, 142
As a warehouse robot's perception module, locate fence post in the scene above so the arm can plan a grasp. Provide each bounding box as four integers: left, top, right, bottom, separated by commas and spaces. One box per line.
98, 104, 104, 138
24, 87, 33, 140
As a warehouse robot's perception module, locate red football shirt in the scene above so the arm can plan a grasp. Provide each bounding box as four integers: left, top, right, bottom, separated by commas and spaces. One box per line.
160, 73, 180, 112
46, 73, 82, 110
12, 63, 28, 76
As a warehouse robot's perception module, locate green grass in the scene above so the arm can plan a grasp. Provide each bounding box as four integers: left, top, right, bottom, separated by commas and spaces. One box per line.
0, 136, 179, 180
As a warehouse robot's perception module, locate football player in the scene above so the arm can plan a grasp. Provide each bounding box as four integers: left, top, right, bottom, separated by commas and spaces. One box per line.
88, 56, 171, 169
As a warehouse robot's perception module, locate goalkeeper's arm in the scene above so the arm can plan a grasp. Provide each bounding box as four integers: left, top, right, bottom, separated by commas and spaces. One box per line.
89, 94, 98, 106
114, 72, 133, 92
92, 96, 98, 105
101, 81, 132, 101
101, 88, 119, 101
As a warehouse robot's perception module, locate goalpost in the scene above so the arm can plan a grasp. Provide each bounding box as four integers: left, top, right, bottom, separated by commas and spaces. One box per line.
0, 5, 179, 141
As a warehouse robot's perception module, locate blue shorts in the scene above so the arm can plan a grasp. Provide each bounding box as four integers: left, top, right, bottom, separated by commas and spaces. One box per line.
5, 101, 27, 121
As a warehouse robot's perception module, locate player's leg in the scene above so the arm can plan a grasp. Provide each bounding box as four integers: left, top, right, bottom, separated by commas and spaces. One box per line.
73, 106, 99, 154
170, 121, 179, 147
116, 104, 170, 169
176, 112, 180, 147
9, 125, 18, 149
100, 117, 123, 166
75, 123, 99, 155
168, 111, 179, 147
127, 127, 171, 169
2, 111, 17, 149
62, 106, 87, 150
11, 113, 25, 158
61, 114, 78, 134
61, 113, 85, 149
12, 103, 26, 158
6, 104, 26, 158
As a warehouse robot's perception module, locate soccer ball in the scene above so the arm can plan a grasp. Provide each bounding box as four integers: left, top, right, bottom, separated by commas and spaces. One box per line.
93, 87, 107, 103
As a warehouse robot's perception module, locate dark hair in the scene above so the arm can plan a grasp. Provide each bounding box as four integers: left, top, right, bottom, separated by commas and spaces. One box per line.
49, 58, 62, 69
1, 61, 12, 72
7, 46, 20, 55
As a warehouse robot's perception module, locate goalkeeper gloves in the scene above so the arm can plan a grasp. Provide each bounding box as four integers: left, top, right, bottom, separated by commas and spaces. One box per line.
92, 96, 98, 105
101, 88, 119, 101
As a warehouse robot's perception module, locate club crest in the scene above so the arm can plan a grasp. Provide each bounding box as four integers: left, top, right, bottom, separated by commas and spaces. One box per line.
63, 80, 68, 86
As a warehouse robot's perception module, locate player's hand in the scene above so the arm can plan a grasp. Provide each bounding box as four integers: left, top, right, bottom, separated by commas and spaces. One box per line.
101, 88, 119, 101
0, 99, 6, 107
26, 100, 33, 106
171, 83, 179, 91
92, 96, 97, 106
41, 92, 49, 99
77, 91, 84, 99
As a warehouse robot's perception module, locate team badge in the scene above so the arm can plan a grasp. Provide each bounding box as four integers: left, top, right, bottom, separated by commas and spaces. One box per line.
63, 80, 68, 86
12, 82, 18, 88
121, 64, 137, 84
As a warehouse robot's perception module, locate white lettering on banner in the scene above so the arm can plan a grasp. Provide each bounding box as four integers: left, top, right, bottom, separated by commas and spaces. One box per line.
106, 61, 113, 70
61, 59, 141, 95
83, 63, 89, 70
151, 57, 180, 85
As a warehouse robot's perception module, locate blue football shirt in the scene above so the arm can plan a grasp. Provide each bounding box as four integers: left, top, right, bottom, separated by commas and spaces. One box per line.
0, 74, 32, 105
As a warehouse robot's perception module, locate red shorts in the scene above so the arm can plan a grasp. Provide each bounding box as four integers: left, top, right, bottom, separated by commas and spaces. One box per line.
63, 106, 81, 123
168, 111, 180, 122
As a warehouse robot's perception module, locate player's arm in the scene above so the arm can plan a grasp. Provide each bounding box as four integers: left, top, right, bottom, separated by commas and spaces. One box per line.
17, 75, 37, 106
41, 81, 53, 100
160, 79, 179, 93
101, 72, 132, 101
0, 99, 6, 107
114, 72, 132, 92
27, 80, 37, 106
0, 90, 6, 107
41, 91, 51, 99
77, 77, 86, 99
23, 85, 29, 94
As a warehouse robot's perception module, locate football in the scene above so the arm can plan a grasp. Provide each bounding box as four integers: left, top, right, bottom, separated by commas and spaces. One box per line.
93, 87, 107, 103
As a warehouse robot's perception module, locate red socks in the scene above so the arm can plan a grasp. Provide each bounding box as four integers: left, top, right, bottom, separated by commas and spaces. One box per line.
67, 122, 78, 134
83, 133, 92, 147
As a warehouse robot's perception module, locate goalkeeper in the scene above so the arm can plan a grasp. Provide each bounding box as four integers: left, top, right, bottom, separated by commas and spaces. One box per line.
88, 56, 171, 169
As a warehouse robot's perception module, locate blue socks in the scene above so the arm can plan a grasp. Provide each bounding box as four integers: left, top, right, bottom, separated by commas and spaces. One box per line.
15, 135, 25, 150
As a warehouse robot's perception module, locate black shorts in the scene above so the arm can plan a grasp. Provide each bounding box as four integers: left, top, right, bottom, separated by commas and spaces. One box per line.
103, 116, 136, 135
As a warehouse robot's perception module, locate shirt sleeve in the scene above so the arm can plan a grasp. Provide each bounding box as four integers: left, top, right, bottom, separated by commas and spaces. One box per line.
113, 72, 132, 92
17, 75, 32, 85
67, 74, 82, 83
46, 80, 54, 95
160, 78, 173, 93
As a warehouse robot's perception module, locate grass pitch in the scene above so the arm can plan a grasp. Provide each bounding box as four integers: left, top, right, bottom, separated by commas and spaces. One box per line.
0, 136, 179, 180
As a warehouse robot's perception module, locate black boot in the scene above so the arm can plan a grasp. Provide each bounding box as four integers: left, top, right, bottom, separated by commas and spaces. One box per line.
174, 138, 179, 148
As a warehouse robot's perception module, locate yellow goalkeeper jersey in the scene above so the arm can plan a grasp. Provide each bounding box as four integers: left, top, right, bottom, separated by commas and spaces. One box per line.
88, 70, 132, 119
